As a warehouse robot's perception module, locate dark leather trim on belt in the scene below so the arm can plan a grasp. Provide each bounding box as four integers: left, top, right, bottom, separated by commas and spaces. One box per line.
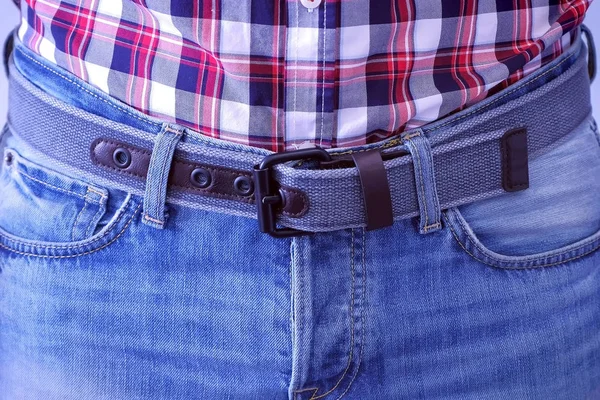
90, 138, 309, 218
351, 150, 394, 230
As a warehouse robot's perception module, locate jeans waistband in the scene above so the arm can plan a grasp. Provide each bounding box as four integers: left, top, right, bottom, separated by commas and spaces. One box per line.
6, 34, 592, 236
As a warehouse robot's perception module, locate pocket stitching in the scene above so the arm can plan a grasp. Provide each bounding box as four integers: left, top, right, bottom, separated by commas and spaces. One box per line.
0, 201, 141, 258
444, 210, 600, 269
0, 198, 140, 250
84, 201, 105, 238
15, 166, 90, 200
71, 192, 90, 241
452, 207, 599, 262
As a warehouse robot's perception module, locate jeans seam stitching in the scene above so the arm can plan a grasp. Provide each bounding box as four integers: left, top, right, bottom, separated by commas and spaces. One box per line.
150, 129, 182, 221
336, 228, 366, 400
0, 198, 137, 249
444, 211, 600, 269
407, 139, 429, 228
293, 229, 357, 400
143, 214, 165, 225
16, 168, 90, 200
0, 202, 141, 258
84, 200, 105, 238
71, 188, 92, 241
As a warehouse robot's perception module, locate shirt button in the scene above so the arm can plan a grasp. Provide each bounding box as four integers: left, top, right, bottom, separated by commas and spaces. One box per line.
300, 0, 322, 10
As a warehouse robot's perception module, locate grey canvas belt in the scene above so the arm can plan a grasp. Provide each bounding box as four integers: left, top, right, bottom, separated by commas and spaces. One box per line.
6, 35, 593, 237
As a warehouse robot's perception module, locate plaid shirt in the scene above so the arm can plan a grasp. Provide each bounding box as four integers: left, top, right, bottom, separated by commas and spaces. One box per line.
17, 0, 592, 152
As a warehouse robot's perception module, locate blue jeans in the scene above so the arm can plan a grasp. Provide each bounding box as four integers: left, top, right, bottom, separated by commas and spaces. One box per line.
0, 36, 599, 399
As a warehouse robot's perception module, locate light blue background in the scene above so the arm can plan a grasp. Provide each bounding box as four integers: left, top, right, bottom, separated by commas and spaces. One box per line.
0, 4, 598, 127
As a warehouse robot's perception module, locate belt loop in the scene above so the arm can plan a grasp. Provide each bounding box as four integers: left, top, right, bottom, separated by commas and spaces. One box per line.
3, 30, 15, 78
402, 129, 442, 234
581, 25, 596, 83
142, 124, 183, 229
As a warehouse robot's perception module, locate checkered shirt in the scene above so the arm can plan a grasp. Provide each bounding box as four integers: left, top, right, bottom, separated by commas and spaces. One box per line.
16, 0, 593, 151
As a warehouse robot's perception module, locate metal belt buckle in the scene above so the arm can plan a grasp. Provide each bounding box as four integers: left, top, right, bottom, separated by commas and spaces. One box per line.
253, 148, 331, 238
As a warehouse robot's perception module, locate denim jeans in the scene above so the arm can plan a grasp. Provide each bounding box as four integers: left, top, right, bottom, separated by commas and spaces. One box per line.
0, 35, 599, 399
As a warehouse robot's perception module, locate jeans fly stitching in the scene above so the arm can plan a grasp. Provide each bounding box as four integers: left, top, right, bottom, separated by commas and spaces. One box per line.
336, 228, 366, 400
293, 229, 357, 400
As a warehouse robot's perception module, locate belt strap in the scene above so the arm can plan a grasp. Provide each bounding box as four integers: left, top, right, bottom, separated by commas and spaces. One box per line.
7, 37, 591, 235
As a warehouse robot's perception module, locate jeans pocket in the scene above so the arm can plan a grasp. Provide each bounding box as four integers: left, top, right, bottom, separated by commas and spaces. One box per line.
0, 147, 140, 258
444, 115, 600, 269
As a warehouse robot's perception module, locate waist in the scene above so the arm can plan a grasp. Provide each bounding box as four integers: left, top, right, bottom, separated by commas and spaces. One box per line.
5, 32, 592, 235
16, 0, 591, 151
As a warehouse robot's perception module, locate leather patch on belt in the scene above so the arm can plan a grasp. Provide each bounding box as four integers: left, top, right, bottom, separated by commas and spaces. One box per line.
501, 128, 529, 192
90, 138, 309, 218
352, 150, 394, 231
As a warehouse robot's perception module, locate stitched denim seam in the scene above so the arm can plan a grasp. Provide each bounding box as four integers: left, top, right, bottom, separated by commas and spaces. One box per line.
289, 240, 295, 397
423, 222, 442, 232
11, 149, 107, 202
15, 167, 89, 200
424, 135, 441, 226
407, 139, 429, 228
154, 130, 181, 218
294, 229, 357, 400
451, 208, 598, 262
144, 128, 182, 222
85, 200, 105, 238
143, 214, 165, 226
336, 228, 366, 400
87, 187, 106, 198
71, 188, 92, 241
444, 211, 600, 269
16, 47, 162, 127
144, 129, 167, 221
592, 120, 600, 148
0, 202, 141, 258
0, 199, 137, 249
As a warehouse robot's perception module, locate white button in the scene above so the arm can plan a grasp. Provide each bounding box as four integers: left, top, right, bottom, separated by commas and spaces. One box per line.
300, 0, 322, 10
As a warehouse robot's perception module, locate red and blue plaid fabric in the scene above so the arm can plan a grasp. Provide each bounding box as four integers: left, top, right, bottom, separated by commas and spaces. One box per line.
17, 0, 592, 151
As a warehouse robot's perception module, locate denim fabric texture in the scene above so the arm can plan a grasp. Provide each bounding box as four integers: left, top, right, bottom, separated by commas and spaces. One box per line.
0, 29, 599, 400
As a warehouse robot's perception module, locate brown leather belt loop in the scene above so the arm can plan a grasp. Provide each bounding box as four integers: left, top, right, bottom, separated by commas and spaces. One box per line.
351, 150, 394, 231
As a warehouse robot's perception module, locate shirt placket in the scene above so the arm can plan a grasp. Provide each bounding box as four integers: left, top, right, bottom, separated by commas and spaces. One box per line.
285, 0, 338, 150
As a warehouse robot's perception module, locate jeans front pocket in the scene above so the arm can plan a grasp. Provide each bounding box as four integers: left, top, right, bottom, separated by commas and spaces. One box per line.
0, 147, 140, 258
444, 115, 600, 269
0, 148, 109, 242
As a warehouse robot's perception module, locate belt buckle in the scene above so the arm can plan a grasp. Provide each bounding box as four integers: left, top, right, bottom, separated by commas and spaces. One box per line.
253, 148, 331, 238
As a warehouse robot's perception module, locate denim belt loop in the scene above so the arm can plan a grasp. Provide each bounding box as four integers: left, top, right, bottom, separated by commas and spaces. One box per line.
402, 129, 442, 234
581, 25, 596, 83
142, 124, 184, 229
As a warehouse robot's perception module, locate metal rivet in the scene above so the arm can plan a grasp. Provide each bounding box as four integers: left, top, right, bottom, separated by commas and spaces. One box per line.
190, 168, 212, 189
233, 176, 254, 196
112, 147, 132, 169
4, 152, 13, 166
